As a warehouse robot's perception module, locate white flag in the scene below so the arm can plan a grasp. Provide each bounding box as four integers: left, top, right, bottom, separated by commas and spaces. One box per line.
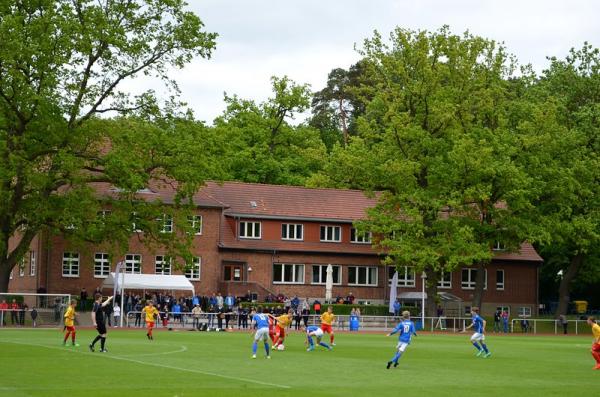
389, 271, 398, 314
113, 261, 123, 299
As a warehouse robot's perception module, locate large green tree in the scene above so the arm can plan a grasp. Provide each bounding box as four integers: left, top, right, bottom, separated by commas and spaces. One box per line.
0, 0, 217, 291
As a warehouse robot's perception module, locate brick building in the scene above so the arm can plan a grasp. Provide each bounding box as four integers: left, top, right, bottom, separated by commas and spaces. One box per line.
8, 181, 543, 316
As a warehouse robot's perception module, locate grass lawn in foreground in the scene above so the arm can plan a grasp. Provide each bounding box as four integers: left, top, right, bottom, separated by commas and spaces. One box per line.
0, 328, 596, 397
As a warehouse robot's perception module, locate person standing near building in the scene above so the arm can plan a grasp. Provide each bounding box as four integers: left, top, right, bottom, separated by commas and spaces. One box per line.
559, 314, 568, 335
113, 304, 121, 327
30, 307, 38, 327
79, 288, 88, 311
320, 306, 336, 346
465, 307, 491, 358
10, 299, 19, 325
586, 316, 600, 370
250, 307, 271, 359
493, 310, 501, 333
386, 310, 417, 369
192, 304, 202, 330
501, 310, 509, 333
89, 294, 113, 353
63, 300, 79, 346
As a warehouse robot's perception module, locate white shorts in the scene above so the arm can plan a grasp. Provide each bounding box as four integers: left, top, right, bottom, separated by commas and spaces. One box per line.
308, 328, 324, 338
470, 332, 485, 342
254, 327, 269, 342
396, 342, 409, 352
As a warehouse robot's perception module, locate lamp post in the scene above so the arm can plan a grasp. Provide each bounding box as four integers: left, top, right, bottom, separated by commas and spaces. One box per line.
421, 271, 427, 329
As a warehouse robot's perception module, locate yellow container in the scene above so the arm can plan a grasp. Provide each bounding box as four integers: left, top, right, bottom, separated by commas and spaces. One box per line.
573, 300, 588, 314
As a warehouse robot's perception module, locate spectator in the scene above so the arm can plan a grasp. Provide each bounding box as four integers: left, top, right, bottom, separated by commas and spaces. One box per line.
501, 310, 509, 333
19, 303, 27, 325
53, 298, 61, 322
104, 302, 112, 327
294, 308, 302, 330
0, 299, 6, 326
313, 300, 321, 315
225, 294, 235, 308
559, 314, 568, 335
291, 296, 300, 310
346, 292, 355, 304
217, 307, 225, 329
520, 318, 529, 333
30, 307, 38, 327
113, 304, 121, 327
79, 288, 88, 311
10, 299, 19, 325
393, 300, 401, 317
238, 306, 248, 329
37, 286, 47, 308
192, 304, 202, 330
134, 302, 142, 327
216, 293, 224, 310
172, 302, 182, 324
494, 310, 501, 333
302, 305, 310, 327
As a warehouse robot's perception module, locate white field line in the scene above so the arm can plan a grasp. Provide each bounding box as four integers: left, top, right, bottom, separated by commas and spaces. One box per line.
118, 344, 188, 357
1, 340, 291, 389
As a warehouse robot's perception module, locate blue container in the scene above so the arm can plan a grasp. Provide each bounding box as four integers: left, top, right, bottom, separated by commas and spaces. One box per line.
349, 315, 360, 331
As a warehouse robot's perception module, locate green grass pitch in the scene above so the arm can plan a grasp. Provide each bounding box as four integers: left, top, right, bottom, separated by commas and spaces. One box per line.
0, 328, 597, 397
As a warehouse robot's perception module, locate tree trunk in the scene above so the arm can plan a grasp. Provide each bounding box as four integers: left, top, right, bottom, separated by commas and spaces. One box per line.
424, 268, 439, 317
0, 264, 11, 293
472, 263, 486, 310
555, 254, 583, 318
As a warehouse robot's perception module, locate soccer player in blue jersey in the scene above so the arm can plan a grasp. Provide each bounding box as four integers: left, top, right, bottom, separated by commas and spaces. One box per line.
305, 325, 332, 351
465, 307, 491, 358
386, 310, 417, 369
250, 307, 271, 359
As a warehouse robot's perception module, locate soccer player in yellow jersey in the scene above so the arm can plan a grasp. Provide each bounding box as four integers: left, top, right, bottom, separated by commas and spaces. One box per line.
587, 316, 600, 370
273, 309, 293, 349
320, 306, 336, 345
63, 300, 79, 347
142, 301, 160, 340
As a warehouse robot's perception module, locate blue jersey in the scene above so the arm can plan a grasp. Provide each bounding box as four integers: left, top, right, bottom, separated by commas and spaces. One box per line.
253, 313, 270, 329
391, 320, 416, 343
472, 314, 484, 333
306, 325, 320, 334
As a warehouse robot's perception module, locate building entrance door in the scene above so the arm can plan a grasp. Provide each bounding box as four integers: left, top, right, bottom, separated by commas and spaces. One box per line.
223, 264, 244, 282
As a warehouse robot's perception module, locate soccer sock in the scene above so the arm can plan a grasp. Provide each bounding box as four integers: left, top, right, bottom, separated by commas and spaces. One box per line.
148, 327, 153, 337
91, 335, 101, 346
481, 343, 489, 353
472, 342, 482, 351
63, 331, 69, 343
71, 331, 76, 343
252, 341, 258, 354
319, 342, 330, 349
100, 337, 106, 350
308, 337, 314, 347
391, 352, 402, 363
264, 342, 270, 355
330, 334, 334, 344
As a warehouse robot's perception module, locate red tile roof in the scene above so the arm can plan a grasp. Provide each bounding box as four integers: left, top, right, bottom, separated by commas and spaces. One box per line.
493, 242, 543, 262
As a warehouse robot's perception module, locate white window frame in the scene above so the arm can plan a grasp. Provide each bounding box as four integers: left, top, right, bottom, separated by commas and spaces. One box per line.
188, 215, 203, 235
496, 269, 505, 290
492, 241, 506, 251
438, 271, 452, 289
185, 257, 201, 280
9, 270, 12, 279
350, 228, 372, 244
125, 254, 142, 274
311, 264, 342, 285
517, 306, 532, 317
62, 252, 80, 278
154, 255, 172, 275
320, 225, 341, 242
29, 251, 36, 277
158, 214, 173, 233
273, 263, 305, 284
94, 253, 111, 278
461, 268, 487, 290
281, 223, 303, 241
348, 266, 378, 286
239, 221, 261, 239
19, 258, 25, 277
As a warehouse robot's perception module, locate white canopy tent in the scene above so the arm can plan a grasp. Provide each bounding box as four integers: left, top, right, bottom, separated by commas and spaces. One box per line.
101, 272, 195, 327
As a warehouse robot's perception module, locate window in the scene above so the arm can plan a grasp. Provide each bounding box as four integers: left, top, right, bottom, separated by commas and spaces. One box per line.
94, 253, 110, 278
273, 263, 305, 284
388, 266, 415, 287
158, 214, 173, 233
155, 255, 172, 275
517, 306, 531, 317
29, 251, 36, 276
348, 266, 378, 286
19, 258, 25, 277
281, 223, 303, 240
492, 241, 506, 251
438, 271, 452, 289
188, 215, 203, 235
350, 228, 372, 244
312, 265, 341, 285
62, 252, 80, 277
496, 269, 505, 290
320, 225, 341, 242
125, 254, 141, 274
185, 257, 201, 280
461, 268, 487, 290
239, 221, 261, 239
9, 270, 12, 279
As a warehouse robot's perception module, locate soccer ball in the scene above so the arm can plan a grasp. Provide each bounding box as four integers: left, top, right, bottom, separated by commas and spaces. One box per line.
277, 344, 285, 351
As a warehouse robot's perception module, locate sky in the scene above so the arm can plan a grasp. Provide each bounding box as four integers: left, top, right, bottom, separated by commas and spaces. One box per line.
127, 0, 600, 124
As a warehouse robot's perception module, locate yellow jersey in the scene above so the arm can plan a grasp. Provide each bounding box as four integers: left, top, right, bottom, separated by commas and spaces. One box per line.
143, 306, 159, 322
276, 314, 291, 328
64, 306, 76, 327
592, 323, 600, 342
321, 312, 335, 326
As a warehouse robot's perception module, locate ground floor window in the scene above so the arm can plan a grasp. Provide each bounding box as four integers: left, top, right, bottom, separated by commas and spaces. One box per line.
273, 263, 305, 284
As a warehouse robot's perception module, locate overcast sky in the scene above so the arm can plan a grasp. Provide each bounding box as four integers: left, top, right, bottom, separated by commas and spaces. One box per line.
132, 0, 600, 124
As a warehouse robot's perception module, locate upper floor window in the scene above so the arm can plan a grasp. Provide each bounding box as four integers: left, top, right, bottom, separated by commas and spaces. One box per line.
348, 266, 378, 286
388, 266, 415, 287
94, 253, 110, 278
155, 255, 172, 275
320, 225, 341, 242
62, 252, 80, 277
273, 263, 305, 284
312, 264, 341, 285
281, 224, 303, 241
158, 214, 173, 233
185, 257, 201, 280
350, 228, 372, 244
492, 241, 506, 251
188, 215, 203, 235
461, 268, 487, 290
125, 254, 142, 274
29, 251, 36, 277
438, 271, 452, 289
239, 221, 261, 239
